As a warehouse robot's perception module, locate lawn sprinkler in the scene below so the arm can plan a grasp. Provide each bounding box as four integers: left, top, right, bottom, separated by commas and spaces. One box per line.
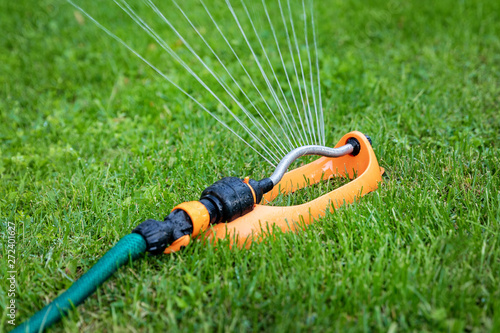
14, 131, 383, 332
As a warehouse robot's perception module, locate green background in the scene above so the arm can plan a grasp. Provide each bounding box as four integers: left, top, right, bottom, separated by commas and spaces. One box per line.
1, 0, 499, 331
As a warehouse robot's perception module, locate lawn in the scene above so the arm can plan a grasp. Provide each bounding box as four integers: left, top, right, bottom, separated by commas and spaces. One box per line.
1, 0, 500, 332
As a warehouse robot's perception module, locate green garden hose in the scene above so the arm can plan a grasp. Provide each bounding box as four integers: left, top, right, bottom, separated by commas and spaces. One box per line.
13, 233, 147, 333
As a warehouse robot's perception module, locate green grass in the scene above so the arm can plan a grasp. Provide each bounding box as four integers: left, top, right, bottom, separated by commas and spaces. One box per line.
1, 0, 500, 332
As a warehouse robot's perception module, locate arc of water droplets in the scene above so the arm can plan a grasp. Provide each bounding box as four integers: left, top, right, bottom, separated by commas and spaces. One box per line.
143, 0, 293, 157
286, 0, 317, 144
310, 0, 325, 145
169, 0, 292, 154
198, 0, 300, 149
277, 0, 311, 145
261, 0, 308, 147
232, 0, 299, 148
115, 0, 287, 159
68, 0, 279, 166
302, 0, 320, 146
69, 0, 325, 165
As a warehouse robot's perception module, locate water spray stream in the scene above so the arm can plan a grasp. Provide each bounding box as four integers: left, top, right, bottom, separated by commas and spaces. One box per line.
199, 0, 303, 150
224, 0, 296, 152
302, 0, 321, 146
286, 0, 317, 144
310, 0, 325, 145
277, 0, 313, 145
140, 0, 292, 155
68, 0, 327, 164
67, 0, 279, 165
261, 0, 308, 146
239, 0, 300, 148
115, 0, 286, 158
170, 0, 293, 152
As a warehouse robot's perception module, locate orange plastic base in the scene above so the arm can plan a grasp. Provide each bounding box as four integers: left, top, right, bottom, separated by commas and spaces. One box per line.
204, 131, 384, 248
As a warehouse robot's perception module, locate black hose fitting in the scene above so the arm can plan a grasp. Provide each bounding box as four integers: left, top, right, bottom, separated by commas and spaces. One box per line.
200, 177, 254, 224
347, 138, 361, 156
199, 176, 274, 224
132, 209, 193, 255
134, 177, 274, 252
347, 135, 373, 156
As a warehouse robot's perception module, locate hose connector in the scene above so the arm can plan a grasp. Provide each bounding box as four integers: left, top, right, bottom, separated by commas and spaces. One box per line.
200, 177, 272, 224
132, 209, 193, 255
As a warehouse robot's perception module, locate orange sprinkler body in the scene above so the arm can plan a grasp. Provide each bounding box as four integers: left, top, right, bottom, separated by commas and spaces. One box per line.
206, 131, 383, 247
160, 131, 383, 253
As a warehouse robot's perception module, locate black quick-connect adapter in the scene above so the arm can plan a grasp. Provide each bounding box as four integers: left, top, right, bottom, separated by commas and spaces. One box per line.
200, 177, 273, 224
133, 177, 273, 254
